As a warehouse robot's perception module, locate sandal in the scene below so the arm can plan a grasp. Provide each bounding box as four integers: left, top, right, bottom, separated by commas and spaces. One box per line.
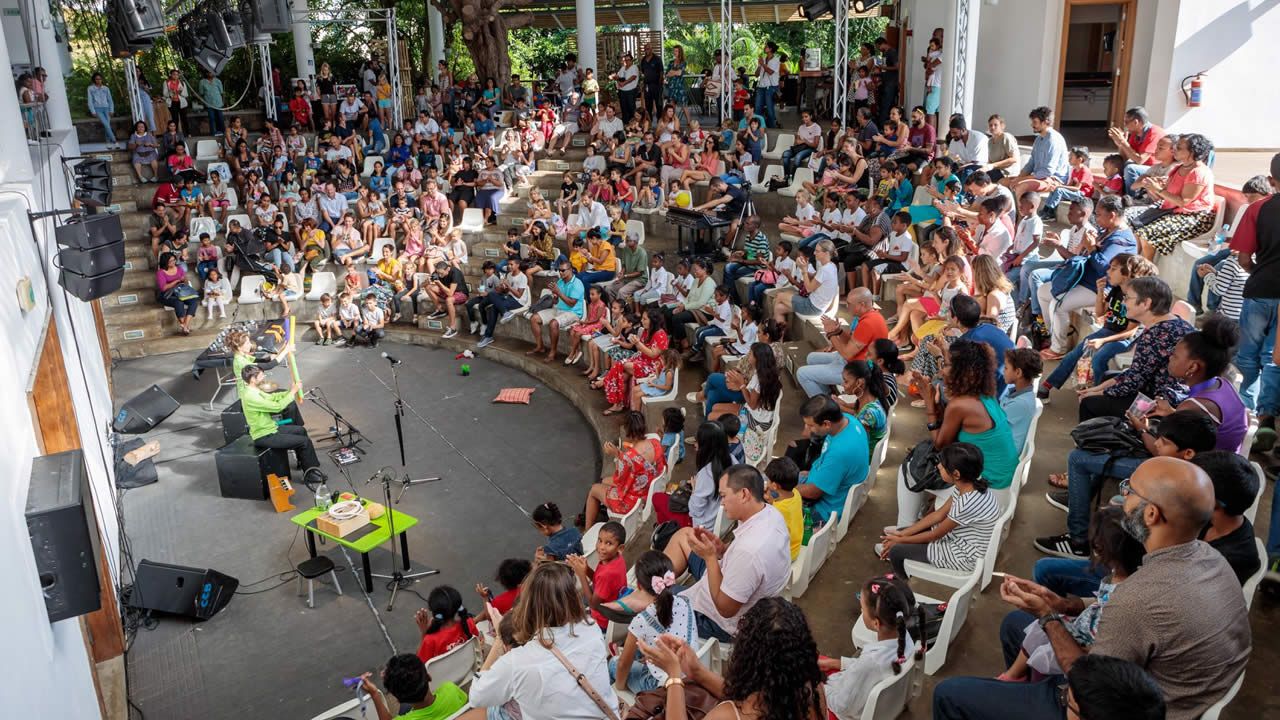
1048, 473, 1069, 489
1039, 349, 1066, 361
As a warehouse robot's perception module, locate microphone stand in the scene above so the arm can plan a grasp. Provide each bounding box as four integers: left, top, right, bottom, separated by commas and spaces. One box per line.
369, 358, 440, 610
308, 388, 370, 455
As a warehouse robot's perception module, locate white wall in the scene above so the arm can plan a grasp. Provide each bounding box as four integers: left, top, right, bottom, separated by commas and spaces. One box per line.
0, 16, 121, 720
971, 0, 1064, 135
899, 0, 949, 110
1146, 0, 1280, 148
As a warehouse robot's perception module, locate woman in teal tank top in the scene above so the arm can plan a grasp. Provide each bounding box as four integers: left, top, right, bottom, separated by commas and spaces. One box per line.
918, 339, 1019, 489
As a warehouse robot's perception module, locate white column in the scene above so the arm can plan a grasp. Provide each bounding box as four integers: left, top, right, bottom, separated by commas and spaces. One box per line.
32, 0, 72, 132
428, 2, 445, 71
0, 27, 34, 182
576, 0, 597, 74
649, 0, 664, 35
942, 0, 979, 124
292, 2, 315, 82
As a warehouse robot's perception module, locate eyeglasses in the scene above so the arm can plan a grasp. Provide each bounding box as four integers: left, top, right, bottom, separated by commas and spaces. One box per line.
1118, 477, 1156, 507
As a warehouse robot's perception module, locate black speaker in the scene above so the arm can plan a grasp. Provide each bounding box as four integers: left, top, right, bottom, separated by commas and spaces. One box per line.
128, 560, 239, 620
799, 0, 834, 19
58, 240, 125, 277
56, 212, 123, 251
221, 399, 249, 444
58, 266, 126, 301
215, 434, 289, 500
26, 450, 103, 623
243, 0, 291, 36
112, 384, 181, 434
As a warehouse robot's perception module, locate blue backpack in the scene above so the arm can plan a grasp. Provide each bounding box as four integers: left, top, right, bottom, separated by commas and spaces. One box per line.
1048, 255, 1089, 301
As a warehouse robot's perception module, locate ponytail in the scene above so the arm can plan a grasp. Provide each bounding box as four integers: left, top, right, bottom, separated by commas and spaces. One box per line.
425, 585, 466, 636
891, 610, 908, 676
458, 605, 474, 640
915, 604, 929, 662
635, 550, 677, 628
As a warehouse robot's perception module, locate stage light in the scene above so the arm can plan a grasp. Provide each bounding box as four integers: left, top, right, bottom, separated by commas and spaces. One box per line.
854, 0, 883, 12
798, 0, 834, 19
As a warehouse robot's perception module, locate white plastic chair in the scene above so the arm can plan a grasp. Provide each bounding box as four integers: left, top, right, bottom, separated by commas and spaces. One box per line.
641, 444, 680, 525
833, 481, 871, 548
712, 504, 732, 538
581, 521, 603, 569
866, 417, 892, 490
751, 165, 783, 194
1240, 415, 1260, 457
640, 366, 679, 406
370, 237, 397, 262
195, 139, 220, 168
1200, 670, 1245, 720
238, 274, 267, 304
625, 219, 646, 246
306, 271, 337, 301
1246, 462, 1265, 526
1243, 537, 1266, 611
205, 161, 231, 184
862, 652, 923, 720
777, 168, 814, 198
786, 512, 836, 598
458, 208, 485, 235
853, 563, 982, 675
1156, 196, 1224, 299
190, 216, 217, 240
224, 186, 239, 211
607, 496, 644, 545
762, 133, 795, 161
227, 213, 253, 232
361, 155, 385, 177
424, 636, 479, 689
903, 500, 1013, 592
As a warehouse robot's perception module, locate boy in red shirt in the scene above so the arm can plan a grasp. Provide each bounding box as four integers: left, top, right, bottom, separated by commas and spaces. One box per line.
567, 521, 628, 629
1040, 146, 1095, 221
477, 557, 531, 615
731, 79, 749, 122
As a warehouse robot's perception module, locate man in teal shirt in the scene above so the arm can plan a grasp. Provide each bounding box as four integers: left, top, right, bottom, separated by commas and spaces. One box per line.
796, 395, 869, 523
198, 70, 225, 134
528, 260, 585, 362
241, 364, 318, 470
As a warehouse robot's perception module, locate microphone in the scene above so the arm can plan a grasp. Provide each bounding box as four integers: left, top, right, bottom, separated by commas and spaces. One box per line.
381, 352, 402, 365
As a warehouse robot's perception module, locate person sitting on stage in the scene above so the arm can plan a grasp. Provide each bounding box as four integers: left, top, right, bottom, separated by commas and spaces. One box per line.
359, 652, 468, 720
239, 364, 318, 471
228, 329, 303, 427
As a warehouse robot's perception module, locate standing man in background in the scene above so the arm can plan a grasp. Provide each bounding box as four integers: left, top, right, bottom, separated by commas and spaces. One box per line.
754, 41, 781, 129
875, 36, 899, 127
640, 44, 664, 120
613, 53, 640, 124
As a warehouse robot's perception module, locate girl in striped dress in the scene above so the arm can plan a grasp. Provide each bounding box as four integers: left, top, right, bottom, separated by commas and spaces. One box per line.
876, 442, 1002, 578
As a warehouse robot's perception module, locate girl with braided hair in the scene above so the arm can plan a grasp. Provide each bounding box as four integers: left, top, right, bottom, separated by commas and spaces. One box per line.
822, 573, 927, 718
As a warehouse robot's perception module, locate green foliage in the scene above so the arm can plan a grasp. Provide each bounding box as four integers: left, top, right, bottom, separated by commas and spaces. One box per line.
662, 16, 888, 74
507, 28, 578, 82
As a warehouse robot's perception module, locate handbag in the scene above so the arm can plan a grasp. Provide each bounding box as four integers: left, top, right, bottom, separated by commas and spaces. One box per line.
1129, 205, 1175, 230
752, 267, 777, 285
666, 477, 693, 515
903, 440, 947, 493
651, 520, 681, 552
1048, 255, 1089, 301
624, 682, 721, 720
1070, 416, 1149, 457
162, 282, 199, 302
548, 645, 624, 720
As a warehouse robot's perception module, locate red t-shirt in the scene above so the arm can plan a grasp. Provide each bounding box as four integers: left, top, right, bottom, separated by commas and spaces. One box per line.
415, 618, 479, 663
589, 555, 628, 629
1126, 124, 1165, 165
851, 311, 889, 361
732, 89, 749, 110
491, 587, 521, 615
289, 97, 311, 123
1070, 165, 1095, 197
152, 183, 181, 208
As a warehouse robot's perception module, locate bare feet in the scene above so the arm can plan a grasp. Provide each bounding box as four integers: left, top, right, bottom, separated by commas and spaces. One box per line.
526, 346, 544, 356
543, 352, 556, 363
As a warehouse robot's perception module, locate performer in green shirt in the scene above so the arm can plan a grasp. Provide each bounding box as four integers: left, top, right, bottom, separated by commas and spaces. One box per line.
228, 328, 305, 427
240, 364, 319, 470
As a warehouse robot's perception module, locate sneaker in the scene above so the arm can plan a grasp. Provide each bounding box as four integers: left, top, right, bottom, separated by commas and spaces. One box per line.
428, 310, 447, 319
872, 543, 885, 558
1036, 383, 1052, 402
1045, 490, 1070, 512
476, 336, 495, 348
685, 392, 700, 404
499, 311, 516, 324
334, 338, 348, 347
470, 320, 480, 335
1033, 533, 1089, 559
442, 327, 458, 339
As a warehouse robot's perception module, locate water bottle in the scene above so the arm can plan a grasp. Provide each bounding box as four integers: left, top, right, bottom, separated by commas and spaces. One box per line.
315, 479, 332, 511
1214, 226, 1229, 249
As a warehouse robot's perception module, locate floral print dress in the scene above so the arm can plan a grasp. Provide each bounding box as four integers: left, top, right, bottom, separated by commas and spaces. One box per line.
605, 437, 667, 514
604, 329, 669, 405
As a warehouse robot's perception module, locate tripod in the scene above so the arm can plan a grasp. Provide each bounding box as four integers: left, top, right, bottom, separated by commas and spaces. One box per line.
308, 387, 370, 455
368, 358, 440, 610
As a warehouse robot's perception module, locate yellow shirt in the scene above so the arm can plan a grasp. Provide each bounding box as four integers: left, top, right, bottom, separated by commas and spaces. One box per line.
569, 249, 589, 273
773, 492, 804, 561
376, 256, 401, 281
589, 241, 617, 272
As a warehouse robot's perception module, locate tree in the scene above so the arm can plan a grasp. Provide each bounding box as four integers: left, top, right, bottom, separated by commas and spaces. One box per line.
429, 0, 534, 82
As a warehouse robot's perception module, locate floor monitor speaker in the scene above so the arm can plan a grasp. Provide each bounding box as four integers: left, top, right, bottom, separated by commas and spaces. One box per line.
128, 560, 239, 620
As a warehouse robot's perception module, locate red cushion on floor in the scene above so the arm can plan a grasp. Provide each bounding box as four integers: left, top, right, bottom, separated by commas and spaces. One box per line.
493, 388, 536, 404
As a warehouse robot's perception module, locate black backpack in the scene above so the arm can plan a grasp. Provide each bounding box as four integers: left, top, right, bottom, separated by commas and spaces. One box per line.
1070, 416, 1149, 457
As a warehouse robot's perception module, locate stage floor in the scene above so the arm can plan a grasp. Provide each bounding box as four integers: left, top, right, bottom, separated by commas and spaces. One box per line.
113, 341, 601, 720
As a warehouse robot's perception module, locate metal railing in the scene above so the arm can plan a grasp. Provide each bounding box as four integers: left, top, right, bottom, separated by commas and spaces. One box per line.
21, 101, 50, 142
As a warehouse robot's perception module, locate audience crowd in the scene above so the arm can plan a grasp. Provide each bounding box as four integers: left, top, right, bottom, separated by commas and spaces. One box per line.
123, 45, 1277, 720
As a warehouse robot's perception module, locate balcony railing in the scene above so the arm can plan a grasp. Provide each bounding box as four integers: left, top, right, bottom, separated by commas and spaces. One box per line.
21, 101, 50, 142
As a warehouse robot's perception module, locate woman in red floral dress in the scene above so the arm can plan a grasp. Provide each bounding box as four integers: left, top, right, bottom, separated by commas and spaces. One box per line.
598, 307, 669, 413
577, 411, 667, 528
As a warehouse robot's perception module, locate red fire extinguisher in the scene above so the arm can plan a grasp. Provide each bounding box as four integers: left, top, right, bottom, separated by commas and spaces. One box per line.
1181, 72, 1206, 107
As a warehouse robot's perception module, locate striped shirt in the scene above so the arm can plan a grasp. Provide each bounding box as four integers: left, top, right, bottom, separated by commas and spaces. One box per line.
926, 489, 1001, 571
742, 231, 772, 263
1207, 255, 1248, 321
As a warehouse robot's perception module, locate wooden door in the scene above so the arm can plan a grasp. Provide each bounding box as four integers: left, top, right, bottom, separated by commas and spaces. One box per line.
1054, 0, 1135, 129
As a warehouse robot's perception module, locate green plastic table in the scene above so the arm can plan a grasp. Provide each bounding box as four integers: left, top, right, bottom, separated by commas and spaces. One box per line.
291, 504, 420, 592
